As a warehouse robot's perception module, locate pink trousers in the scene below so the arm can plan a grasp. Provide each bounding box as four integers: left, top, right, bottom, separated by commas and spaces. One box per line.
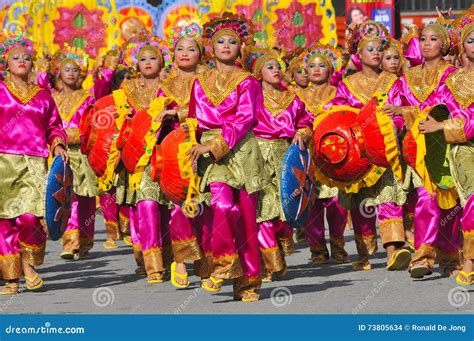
0, 214, 46, 280
62, 194, 96, 255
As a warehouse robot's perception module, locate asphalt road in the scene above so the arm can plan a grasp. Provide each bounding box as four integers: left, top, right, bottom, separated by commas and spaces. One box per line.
1, 215, 472, 315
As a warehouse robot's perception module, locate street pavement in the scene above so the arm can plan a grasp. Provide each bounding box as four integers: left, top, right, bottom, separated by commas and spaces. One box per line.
1, 215, 472, 315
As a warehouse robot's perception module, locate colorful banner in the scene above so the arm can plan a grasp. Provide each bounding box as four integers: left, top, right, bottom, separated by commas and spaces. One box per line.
0, 0, 337, 54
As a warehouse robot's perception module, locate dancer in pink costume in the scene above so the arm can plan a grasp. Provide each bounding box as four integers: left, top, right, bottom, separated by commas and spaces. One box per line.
299, 43, 350, 265
0, 34, 67, 294
243, 46, 312, 281
329, 21, 411, 271
51, 46, 98, 260
186, 12, 270, 302
397, 22, 462, 278
154, 21, 215, 289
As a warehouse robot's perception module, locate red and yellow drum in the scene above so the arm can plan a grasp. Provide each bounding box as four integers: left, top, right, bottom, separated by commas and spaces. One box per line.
151, 119, 201, 217
120, 108, 159, 174
79, 91, 129, 192
353, 95, 403, 181
313, 106, 371, 184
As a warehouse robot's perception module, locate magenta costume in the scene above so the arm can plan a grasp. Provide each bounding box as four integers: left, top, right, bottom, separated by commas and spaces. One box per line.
253, 90, 312, 274
55, 92, 98, 257
0, 80, 67, 280
328, 71, 407, 265
188, 68, 269, 296
117, 81, 173, 277
399, 61, 462, 272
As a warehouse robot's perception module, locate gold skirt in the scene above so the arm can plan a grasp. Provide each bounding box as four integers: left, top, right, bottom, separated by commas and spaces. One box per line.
0, 153, 47, 219
450, 142, 474, 207
198, 130, 270, 194
339, 170, 406, 210
256, 138, 289, 223
68, 146, 98, 197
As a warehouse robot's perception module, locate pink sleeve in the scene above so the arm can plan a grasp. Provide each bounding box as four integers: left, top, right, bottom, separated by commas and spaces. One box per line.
326, 81, 351, 108
221, 77, 260, 149
404, 36, 423, 67
93, 68, 115, 100
45, 95, 68, 147
36, 72, 53, 92
386, 80, 405, 132
295, 98, 313, 128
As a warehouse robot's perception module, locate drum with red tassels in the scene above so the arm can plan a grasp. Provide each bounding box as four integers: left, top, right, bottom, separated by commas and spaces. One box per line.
79, 94, 123, 177
313, 107, 371, 183
151, 122, 200, 217
120, 108, 160, 174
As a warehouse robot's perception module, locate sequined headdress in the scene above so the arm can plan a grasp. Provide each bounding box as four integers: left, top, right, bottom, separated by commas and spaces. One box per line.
0, 32, 36, 72
303, 43, 343, 72
454, 5, 474, 54
283, 47, 306, 73
203, 12, 254, 48
170, 20, 204, 53
52, 44, 89, 76
346, 20, 390, 54
122, 30, 172, 68
243, 45, 286, 78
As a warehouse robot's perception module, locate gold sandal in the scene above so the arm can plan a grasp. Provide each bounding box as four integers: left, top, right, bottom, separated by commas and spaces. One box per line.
24, 273, 44, 291
0, 282, 19, 295
103, 240, 118, 249
170, 262, 190, 289
202, 276, 223, 293
386, 249, 411, 271
147, 272, 164, 284
240, 290, 259, 302
456, 271, 474, 286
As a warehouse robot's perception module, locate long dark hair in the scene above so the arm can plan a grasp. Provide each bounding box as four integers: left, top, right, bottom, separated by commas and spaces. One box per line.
346, 7, 366, 25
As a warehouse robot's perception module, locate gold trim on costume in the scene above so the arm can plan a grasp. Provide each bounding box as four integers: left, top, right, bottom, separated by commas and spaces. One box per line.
143, 246, 164, 274
4, 79, 42, 104
410, 243, 436, 268
445, 69, 474, 109
0, 253, 22, 280
299, 84, 336, 115
462, 230, 474, 260
160, 72, 196, 108
62, 229, 80, 252
66, 128, 80, 145
121, 78, 160, 112
263, 89, 295, 117
379, 217, 405, 246
171, 236, 202, 263
20, 242, 45, 267
194, 252, 214, 278
404, 61, 451, 103
205, 134, 231, 162
444, 118, 467, 144
354, 233, 378, 258
233, 275, 262, 299
343, 71, 397, 104
197, 69, 250, 107
52, 89, 91, 123
50, 138, 67, 153
212, 253, 243, 279
260, 246, 285, 273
